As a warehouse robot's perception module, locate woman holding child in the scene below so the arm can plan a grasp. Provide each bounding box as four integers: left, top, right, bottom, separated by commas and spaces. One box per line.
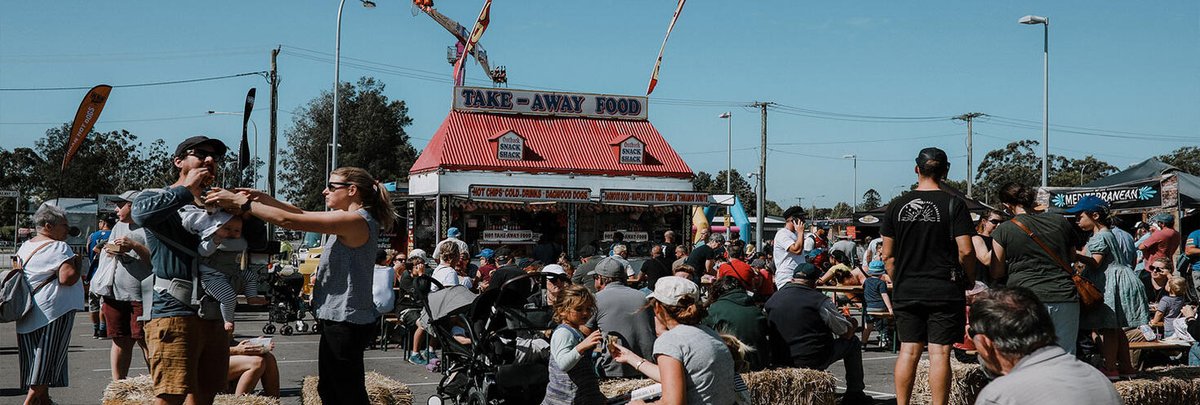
207, 166, 396, 405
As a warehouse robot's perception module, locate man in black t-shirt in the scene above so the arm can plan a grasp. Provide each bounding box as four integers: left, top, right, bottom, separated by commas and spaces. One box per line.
685, 233, 724, 283
880, 147, 976, 405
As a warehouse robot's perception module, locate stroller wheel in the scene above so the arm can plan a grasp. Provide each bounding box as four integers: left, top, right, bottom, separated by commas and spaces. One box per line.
297, 322, 310, 333
281, 324, 295, 336
426, 396, 445, 405
263, 324, 276, 335
313, 322, 322, 333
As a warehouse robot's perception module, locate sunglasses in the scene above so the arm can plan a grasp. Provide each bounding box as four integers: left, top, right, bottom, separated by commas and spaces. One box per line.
988, 219, 1003, 225
185, 149, 223, 162
326, 181, 353, 191
1152, 266, 1169, 272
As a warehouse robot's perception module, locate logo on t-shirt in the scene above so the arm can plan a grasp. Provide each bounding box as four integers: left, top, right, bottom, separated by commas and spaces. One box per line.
898, 199, 941, 223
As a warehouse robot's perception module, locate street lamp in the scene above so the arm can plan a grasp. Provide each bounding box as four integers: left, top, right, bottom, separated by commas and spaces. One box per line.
207, 111, 259, 188
1019, 14, 1049, 188
719, 112, 732, 239
332, 0, 377, 184
842, 154, 857, 212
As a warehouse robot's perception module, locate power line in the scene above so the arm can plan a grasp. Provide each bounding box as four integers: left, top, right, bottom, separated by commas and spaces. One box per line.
0, 71, 268, 92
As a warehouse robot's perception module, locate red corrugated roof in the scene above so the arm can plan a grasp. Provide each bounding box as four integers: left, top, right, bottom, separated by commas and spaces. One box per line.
410, 111, 693, 178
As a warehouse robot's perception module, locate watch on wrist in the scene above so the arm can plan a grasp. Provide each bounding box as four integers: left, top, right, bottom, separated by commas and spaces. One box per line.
240, 199, 252, 213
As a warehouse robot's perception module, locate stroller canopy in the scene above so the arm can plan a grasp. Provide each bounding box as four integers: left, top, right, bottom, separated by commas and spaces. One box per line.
425, 285, 478, 321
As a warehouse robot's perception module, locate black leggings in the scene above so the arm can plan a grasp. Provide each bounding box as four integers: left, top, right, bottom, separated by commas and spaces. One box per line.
318, 319, 379, 405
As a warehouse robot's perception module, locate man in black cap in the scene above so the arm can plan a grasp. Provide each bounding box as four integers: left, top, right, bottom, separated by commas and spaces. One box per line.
879, 147, 975, 405
765, 263, 869, 404
132, 136, 268, 405
571, 245, 606, 293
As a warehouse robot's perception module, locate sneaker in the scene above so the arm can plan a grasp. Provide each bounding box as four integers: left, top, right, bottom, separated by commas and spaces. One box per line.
407, 352, 428, 365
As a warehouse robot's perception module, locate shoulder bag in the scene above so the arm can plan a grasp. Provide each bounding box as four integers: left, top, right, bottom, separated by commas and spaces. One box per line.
1009, 218, 1103, 309
1, 241, 57, 322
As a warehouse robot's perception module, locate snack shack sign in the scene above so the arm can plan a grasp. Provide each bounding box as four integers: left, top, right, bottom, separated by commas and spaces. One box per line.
454, 86, 647, 120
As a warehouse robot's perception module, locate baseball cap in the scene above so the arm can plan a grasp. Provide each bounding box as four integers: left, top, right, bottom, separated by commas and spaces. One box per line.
750, 258, 767, 269
477, 248, 495, 259
174, 136, 228, 158
792, 263, 821, 280
408, 249, 428, 262
1151, 213, 1174, 224
447, 227, 462, 238
647, 276, 699, 307
1064, 195, 1109, 214
114, 190, 141, 203
916, 147, 949, 166
541, 264, 567, 277
518, 258, 543, 269
578, 245, 598, 257
587, 257, 627, 278
867, 260, 886, 276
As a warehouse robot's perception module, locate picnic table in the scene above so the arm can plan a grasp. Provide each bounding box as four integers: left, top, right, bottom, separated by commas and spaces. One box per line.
817, 284, 896, 351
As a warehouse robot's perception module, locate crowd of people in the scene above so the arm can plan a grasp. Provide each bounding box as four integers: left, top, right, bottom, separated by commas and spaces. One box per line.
8, 139, 1200, 405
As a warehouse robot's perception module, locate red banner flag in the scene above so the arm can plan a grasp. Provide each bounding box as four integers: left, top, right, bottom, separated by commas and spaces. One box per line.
646, 0, 687, 96
454, 0, 492, 85
62, 85, 112, 171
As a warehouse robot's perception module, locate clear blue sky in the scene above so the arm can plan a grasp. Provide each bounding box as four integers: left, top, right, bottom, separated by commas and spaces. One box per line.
2, 1, 1197, 207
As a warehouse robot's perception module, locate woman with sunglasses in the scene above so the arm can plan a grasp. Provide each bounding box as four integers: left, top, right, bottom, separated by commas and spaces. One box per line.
972, 210, 1006, 286
206, 167, 396, 405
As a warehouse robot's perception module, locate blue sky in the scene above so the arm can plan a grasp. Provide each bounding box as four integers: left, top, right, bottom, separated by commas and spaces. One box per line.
1, 1, 1197, 207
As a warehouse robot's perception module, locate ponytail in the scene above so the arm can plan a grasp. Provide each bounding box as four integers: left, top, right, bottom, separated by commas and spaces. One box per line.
332, 167, 398, 232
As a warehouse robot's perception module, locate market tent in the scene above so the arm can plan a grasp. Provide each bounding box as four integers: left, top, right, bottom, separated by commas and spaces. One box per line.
1082, 158, 1200, 208
854, 182, 994, 227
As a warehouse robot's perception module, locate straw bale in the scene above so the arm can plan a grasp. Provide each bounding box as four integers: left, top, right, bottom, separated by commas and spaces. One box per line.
301, 372, 413, 405
600, 367, 836, 405
911, 359, 988, 405
102, 374, 280, 405
1114, 366, 1200, 405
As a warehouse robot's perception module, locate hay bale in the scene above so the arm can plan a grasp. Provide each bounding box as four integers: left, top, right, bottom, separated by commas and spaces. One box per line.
102, 374, 280, 405
1114, 366, 1200, 405
600, 367, 836, 405
911, 359, 988, 405
301, 372, 413, 405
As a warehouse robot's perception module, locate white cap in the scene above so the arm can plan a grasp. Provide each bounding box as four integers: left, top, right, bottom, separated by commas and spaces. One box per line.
541, 264, 567, 277
647, 276, 699, 307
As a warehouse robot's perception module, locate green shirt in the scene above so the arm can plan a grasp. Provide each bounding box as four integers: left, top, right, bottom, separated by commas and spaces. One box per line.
992, 213, 1079, 303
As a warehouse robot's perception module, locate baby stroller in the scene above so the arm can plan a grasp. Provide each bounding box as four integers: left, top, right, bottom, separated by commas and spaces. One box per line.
424, 273, 556, 405
261, 265, 318, 335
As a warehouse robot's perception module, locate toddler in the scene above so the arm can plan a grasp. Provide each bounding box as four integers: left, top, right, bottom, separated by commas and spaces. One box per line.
181, 206, 261, 332
543, 284, 605, 405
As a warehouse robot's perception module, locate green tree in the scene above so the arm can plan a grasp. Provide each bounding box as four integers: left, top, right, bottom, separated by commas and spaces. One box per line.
829, 201, 853, 219
974, 140, 1118, 203
1050, 155, 1117, 187
29, 125, 161, 200
1158, 146, 1200, 177
691, 168, 781, 217
859, 189, 882, 211
281, 77, 417, 210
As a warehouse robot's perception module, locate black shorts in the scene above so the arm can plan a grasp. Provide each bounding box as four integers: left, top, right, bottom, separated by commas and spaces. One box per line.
893, 300, 965, 345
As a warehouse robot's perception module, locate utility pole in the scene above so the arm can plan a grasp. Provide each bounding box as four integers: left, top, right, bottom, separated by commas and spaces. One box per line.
268, 46, 280, 238
954, 112, 984, 197
751, 101, 774, 250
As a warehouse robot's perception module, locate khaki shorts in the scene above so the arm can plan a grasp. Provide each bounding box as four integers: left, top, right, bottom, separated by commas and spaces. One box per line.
145, 316, 229, 397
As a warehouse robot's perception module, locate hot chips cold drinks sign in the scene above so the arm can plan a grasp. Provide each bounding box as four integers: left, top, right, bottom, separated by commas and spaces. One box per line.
469, 185, 591, 203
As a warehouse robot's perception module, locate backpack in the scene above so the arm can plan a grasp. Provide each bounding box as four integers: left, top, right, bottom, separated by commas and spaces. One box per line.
1, 242, 55, 323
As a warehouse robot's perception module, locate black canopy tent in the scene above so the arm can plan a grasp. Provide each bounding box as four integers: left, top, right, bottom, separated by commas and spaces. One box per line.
1040, 158, 1200, 216
854, 182, 995, 228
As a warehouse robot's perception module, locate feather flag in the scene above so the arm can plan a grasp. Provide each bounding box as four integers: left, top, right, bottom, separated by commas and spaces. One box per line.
646, 0, 686, 96
62, 85, 112, 171
454, 0, 492, 86
239, 88, 256, 173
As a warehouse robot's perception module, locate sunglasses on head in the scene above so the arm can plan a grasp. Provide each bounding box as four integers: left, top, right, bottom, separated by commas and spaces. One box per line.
185, 149, 223, 162
326, 181, 353, 191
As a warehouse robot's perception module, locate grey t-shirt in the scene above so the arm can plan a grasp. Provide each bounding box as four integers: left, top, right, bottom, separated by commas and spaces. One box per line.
313, 209, 380, 324
652, 324, 738, 405
587, 283, 656, 377
106, 222, 153, 302
975, 345, 1121, 405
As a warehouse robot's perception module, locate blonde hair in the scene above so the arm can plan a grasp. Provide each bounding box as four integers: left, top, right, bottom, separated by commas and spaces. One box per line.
332, 167, 397, 232
553, 284, 595, 324
1167, 276, 1188, 296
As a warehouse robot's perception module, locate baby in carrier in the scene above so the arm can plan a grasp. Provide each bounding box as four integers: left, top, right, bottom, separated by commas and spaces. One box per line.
180, 206, 261, 333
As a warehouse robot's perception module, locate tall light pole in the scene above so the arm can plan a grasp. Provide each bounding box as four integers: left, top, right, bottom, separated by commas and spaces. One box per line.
1020, 14, 1049, 188
207, 111, 259, 188
842, 154, 857, 212
719, 112, 732, 240
332, 0, 377, 181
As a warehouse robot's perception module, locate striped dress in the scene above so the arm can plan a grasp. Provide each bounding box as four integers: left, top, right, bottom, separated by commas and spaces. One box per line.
543, 325, 605, 405
15, 239, 84, 389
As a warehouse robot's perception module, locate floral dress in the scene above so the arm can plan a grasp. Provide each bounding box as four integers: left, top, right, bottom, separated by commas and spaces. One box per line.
1080, 229, 1149, 329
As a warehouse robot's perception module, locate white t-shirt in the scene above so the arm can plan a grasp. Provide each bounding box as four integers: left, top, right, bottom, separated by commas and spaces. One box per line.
16, 240, 84, 334
372, 264, 395, 313
105, 222, 153, 302
773, 228, 805, 287
430, 263, 460, 292
862, 237, 883, 270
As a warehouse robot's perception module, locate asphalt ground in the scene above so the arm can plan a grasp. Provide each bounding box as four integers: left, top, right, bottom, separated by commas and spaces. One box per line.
0, 311, 914, 405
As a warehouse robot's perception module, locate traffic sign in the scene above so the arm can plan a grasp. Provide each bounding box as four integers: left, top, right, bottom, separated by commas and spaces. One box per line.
0, 190, 18, 198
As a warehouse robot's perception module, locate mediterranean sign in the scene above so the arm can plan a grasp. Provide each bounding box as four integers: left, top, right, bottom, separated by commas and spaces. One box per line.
1043, 178, 1163, 211
600, 189, 709, 206
469, 185, 591, 203
619, 137, 644, 164
454, 86, 648, 120
496, 131, 524, 160
481, 229, 534, 243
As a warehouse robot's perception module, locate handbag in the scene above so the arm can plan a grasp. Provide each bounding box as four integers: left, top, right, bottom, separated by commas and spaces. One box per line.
1009, 218, 1103, 309
90, 249, 119, 298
